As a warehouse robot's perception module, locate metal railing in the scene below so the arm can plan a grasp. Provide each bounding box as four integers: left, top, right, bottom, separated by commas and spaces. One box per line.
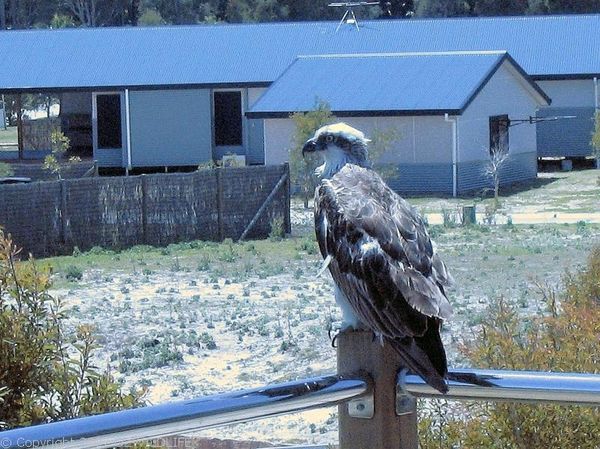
1, 331, 599, 449
0, 375, 368, 449
2, 368, 599, 449
401, 368, 600, 406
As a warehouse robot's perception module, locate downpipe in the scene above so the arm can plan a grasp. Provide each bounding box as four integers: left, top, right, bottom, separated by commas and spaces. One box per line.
444, 113, 459, 197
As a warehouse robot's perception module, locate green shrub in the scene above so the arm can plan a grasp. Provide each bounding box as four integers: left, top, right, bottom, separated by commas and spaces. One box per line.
117, 336, 183, 374
199, 332, 217, 350
289, 100, 334, 209
419, 246, 600, 448
64, 264, 83, 281
218, 239, 238, 262
269, 214, 285, 241
42, 130, 71, 180
0, 229, 144, 429
441, 208, 457, 228
0, 162, 14, 177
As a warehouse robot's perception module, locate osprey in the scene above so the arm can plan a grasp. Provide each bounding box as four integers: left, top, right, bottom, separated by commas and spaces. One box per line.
303, 123, 453, 393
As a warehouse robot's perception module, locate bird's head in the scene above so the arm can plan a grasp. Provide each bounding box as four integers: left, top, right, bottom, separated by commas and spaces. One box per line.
302, 122, 371, 178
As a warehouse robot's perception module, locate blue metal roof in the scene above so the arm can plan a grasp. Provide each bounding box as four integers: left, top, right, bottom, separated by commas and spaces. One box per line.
0, 14, 599, 91
247, 52, 547, 116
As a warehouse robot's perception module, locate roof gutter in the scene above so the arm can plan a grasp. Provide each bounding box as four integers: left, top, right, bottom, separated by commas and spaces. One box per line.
445, 113, 459, 198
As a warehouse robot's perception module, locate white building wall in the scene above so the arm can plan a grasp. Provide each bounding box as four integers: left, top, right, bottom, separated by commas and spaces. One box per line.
264, 115, 453, 165
248, 88, 268, 108
460, 61, 542, 163
264, 118, 297, 165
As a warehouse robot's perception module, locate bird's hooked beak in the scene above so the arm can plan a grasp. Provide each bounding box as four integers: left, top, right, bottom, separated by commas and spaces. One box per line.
302, 137, 322, 158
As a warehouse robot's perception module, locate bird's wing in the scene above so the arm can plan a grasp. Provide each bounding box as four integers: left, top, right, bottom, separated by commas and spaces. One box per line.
314, 165, 453, 340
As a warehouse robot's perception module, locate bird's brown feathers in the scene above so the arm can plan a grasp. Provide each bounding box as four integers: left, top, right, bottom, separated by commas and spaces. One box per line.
315, 164, 453, 391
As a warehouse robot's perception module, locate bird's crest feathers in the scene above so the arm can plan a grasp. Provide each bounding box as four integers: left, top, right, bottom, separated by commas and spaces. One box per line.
314, 122, 371, 144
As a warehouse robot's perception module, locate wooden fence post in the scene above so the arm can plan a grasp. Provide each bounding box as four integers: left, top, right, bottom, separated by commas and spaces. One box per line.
141, 175, 148, 245
16, 94, 23, 160
283, 163, 291, 234
59, 179, 69, 247
337, 330, 418, 449
215, 168, 224, 241
238, 170, 288, 241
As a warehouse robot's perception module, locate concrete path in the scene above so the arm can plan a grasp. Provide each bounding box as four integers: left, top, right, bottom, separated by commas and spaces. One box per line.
426, 211, 600, 225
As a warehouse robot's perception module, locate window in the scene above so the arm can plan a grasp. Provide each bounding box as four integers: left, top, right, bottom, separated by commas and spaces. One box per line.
97, 94, 122, 149
489, 114, 509, 155
214, 91, 242, 146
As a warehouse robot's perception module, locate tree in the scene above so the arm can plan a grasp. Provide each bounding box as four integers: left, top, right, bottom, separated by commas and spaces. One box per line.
591, 111, 600, 169
289, 101, 334, 208
5, 0, 56, 29
378, 0, 415, 18
62, 0, 140, 27
484, 147, 510, 208
50, 12, 75, 28
280, 0, 341, 21
368, 126, 401, 183
138, 7, 165, 25
42, 130, 72, 179
0, 230, 145, 428
472, 0, 528, 15
0, 0, 6, 28
527, 0, 600, 14
414, 0, 471, 17
2, 95, 19, 126
249, 0, 289, 22
63, 0, 104, 26
22, 94, 59, 118
151, 0, 199, 24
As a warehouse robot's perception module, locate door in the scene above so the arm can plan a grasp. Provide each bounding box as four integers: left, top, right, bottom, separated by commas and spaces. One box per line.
92, 92, 125, 167
213, 90, 245, 161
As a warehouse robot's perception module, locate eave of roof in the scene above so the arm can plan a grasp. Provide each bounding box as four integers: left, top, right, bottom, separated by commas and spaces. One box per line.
0, 82, 271, 94
247, 109, 464, 119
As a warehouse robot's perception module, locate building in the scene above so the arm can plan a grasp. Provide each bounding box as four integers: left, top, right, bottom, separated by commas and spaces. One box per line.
0, 14, 597, 187
248, 51, 550, 195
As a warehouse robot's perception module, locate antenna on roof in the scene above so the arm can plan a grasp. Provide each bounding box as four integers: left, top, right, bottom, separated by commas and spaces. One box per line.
329, 2, 380, 32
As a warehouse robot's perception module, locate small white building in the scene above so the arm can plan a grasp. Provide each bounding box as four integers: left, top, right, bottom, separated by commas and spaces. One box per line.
248, 52, 550, 196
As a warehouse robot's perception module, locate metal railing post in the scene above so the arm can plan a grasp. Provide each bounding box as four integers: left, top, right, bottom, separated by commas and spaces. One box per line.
337, 330, 418, 449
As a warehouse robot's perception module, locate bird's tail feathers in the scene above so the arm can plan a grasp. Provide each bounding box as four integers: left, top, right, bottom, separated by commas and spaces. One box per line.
387, 335, 448, 394
446, 372, 497, 387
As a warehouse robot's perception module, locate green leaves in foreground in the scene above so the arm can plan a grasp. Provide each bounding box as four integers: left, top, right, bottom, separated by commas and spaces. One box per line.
0, 229, 145, 429
419, 246, 600, 449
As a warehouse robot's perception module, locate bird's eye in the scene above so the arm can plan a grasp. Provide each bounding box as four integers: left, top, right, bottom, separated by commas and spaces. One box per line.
325, 135, 334, 143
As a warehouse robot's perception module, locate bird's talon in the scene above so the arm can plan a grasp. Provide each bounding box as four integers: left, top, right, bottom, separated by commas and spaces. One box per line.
331, 332, 340, 348
328, 326, 341, 348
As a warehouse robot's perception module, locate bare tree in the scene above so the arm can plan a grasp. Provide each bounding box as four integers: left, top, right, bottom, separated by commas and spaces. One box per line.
65, 0, 97, 26
484, 147, 510, 207
0, 0, 6, 28
591, 111, 600, 169
64, 0, 121, 26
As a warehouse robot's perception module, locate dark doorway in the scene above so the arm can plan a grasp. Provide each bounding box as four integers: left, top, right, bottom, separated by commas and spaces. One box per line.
489, 114, 509, 154
97, 94, 122, 149
214, 91, 242, 146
